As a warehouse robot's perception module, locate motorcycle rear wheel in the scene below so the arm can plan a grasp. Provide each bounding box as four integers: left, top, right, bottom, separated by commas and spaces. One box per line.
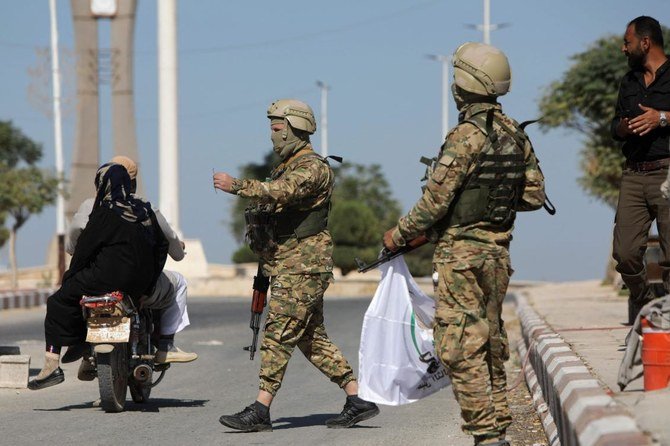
97, 344, 128, 412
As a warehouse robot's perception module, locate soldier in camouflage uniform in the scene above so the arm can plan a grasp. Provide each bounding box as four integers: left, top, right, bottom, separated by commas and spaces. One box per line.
213, 99, 379, 432
383, 43, 546, 446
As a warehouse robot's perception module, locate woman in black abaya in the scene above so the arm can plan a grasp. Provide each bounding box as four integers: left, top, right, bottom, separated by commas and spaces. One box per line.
29, 163, 167, 390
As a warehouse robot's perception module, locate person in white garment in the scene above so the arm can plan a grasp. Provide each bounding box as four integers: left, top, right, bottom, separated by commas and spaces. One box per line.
64, 156, 197, 379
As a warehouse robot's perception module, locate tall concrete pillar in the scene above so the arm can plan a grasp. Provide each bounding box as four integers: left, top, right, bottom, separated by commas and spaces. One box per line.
158, 0, 179, 233
110, 0, 141, 193
67, 0, 99, 221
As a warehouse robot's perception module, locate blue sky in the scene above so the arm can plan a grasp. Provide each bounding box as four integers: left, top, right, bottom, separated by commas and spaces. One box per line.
1, 0, 669, 281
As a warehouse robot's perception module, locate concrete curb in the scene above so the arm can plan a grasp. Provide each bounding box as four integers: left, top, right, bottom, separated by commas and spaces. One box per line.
513, 291, 652, 446
0, 288, 54, 311
516, 333, 561, 446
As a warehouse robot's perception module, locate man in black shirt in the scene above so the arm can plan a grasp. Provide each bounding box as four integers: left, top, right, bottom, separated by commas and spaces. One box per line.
611, 16, 670, 325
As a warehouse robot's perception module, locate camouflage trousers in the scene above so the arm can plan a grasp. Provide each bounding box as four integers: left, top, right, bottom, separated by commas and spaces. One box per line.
258, 273, 355, 396
432, 253, 512, 438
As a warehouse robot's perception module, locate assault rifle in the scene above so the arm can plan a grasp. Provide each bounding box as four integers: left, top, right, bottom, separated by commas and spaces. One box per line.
355, 235, 429, 273
243, 264, 269, 360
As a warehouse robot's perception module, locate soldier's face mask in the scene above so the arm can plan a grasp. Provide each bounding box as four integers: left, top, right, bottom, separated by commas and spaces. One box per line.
452, 84, 496, 113
270, 119, 309, 159
452, 84, 467, 111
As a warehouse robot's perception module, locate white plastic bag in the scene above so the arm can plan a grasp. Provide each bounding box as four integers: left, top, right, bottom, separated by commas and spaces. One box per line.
358, 256, 450, 406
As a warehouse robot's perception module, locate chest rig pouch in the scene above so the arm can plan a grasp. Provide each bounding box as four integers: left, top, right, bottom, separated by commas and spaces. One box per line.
244, 152, 338, 255
275, 204, 330, 241
244, 204, 278, 256
450, 109, 527, 228
418, 109, 527, 235
245, 202, 331, 256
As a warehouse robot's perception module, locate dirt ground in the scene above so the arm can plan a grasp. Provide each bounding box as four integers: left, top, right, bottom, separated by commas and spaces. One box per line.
502, 301, 550, 446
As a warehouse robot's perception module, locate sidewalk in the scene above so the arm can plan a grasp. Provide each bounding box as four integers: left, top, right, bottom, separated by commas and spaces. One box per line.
516, 280, 670, 446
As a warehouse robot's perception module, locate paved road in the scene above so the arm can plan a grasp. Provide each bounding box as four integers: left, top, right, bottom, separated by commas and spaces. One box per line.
0, 297, 469, 446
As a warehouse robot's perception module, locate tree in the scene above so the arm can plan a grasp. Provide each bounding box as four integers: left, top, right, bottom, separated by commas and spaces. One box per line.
0, 120, 42, 168
329, 162, 403, 275
329, 199, 382, 275
331, 163, 402, 230
0, 121, 59, 289
0, 168, 58, 288
538, 28, 670, 208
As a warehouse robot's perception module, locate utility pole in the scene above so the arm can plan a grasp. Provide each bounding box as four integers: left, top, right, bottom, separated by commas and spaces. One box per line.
483, 0, 491, 44
158, 0, 180, 233
48, 0, 65, 279
316, 81, 329, 157
466, 0, 508, 44
426, 55, 450, 139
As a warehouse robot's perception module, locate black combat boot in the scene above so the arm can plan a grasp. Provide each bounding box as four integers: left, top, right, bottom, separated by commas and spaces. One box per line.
219, 401, 272, 432
473, 434, 510, 446
622, 270, 649, 325
325, 395, 380, 428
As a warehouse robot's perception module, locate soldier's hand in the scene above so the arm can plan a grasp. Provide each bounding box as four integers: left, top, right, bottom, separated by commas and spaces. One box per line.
383, 228, 399, 252
213, 172, 235, 194
629, 104, 661, 136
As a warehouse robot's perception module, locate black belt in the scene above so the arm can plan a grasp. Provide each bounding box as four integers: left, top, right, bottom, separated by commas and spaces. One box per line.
625, 158, 670, 172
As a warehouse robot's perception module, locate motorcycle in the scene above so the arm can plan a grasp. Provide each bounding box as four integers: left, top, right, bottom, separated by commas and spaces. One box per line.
79, 291, 169, 412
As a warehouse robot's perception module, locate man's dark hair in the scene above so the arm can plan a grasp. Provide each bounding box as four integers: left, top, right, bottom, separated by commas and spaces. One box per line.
628, 16, 664, 47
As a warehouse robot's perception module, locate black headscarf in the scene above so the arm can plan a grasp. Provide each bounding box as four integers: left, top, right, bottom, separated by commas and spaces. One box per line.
92, 163, 155, 242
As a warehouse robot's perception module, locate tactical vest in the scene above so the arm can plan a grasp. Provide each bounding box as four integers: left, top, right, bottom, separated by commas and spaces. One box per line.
244, 151, 332, 256
433, 108, 528, 230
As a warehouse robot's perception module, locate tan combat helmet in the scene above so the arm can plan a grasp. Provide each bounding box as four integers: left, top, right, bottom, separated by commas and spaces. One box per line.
267, 99, 317, 134
452, 42, 511, 97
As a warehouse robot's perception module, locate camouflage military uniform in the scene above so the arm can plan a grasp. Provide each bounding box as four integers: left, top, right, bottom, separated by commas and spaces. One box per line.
232, 146, 355, 396
391, 103, 545, 437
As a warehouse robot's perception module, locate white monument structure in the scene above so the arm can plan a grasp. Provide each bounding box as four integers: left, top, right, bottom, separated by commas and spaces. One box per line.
45, 0, 208, 282
157, 0, 208, 279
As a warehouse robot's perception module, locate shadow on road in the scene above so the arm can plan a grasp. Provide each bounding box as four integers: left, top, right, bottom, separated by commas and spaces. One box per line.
33, 398, 209, 413
272, 413, 380, 430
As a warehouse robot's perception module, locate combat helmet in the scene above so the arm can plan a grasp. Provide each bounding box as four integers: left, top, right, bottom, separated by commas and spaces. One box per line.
452, 42, 511, 97
267, 99, 317, 134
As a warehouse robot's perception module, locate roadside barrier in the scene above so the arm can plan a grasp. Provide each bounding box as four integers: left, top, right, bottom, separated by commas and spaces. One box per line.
0, 289, 55, 311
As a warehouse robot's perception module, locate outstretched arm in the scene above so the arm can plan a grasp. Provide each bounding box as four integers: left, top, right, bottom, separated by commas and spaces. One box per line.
214, 159, 330, 206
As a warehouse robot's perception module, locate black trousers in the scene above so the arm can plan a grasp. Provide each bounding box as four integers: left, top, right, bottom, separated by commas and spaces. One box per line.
612, 167, 670, 298
44, 278, 88, 347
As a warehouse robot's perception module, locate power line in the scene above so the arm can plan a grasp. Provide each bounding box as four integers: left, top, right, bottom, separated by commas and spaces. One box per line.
0, 40, 45, 50
1, 0, 442, 55
172, 0, 442, 55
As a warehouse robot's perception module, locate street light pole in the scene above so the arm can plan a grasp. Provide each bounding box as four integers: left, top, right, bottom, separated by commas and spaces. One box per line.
316, 80, 329, 157
49, 0, 65, 279
427, 54, 450, 139
483, 0, 491, 44
465, 0, 508, 44
158, 0, 180, 234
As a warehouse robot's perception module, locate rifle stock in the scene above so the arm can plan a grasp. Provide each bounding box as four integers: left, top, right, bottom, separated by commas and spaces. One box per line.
355, 235, 429, 273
